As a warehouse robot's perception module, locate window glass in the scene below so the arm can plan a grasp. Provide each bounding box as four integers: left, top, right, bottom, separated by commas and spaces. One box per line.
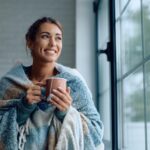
142, 0, 150, 57
144, 61, 150, 149
117, 82, 123, 149
121, 0, 142, 74
116, 21, 121, 78
115, 0, 120, 19
121, 0, 129, 10
122, 67, 145, 150
116, 0, 149, 149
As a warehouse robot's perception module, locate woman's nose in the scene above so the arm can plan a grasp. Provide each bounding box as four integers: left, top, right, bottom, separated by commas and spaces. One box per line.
49, 37, 56, 46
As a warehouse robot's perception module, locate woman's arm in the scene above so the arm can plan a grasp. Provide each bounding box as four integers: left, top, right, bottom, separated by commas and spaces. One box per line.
69, 75, 104, 146
17, 97, 37, 125
0, 78, 38, 126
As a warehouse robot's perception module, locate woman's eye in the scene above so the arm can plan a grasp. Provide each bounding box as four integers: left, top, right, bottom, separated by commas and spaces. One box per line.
56, 37, 62, 40
41, 35, 49, 39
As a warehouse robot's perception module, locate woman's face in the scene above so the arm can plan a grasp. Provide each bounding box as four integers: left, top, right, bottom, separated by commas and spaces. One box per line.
29, 22, 62, 64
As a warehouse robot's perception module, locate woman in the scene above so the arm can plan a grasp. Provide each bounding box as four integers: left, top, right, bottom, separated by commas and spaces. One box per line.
0, 17, 104, 150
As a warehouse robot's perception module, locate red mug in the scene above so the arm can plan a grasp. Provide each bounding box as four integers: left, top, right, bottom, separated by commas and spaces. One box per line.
45, 77, 67, 99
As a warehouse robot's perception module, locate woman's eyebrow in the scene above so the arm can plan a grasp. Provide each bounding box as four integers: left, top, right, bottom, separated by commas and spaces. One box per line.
40, 32, 50, 35
56, 33, 62, 36
40, 32, 62, 36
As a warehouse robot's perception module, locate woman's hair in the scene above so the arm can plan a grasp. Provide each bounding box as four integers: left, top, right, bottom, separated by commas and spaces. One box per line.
25, 17, 63, 42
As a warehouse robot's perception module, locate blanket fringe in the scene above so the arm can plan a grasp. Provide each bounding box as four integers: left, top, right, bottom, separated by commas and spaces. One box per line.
18, 119, 29, 150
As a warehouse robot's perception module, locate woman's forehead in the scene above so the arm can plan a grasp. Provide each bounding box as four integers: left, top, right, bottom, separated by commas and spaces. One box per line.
38, 22, 62, 35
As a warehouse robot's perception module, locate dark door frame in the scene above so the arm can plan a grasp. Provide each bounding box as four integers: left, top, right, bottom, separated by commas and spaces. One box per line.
93, 0, 118, 149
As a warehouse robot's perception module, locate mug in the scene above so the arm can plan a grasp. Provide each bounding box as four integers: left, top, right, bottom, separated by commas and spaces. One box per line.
45, 77, 67, 100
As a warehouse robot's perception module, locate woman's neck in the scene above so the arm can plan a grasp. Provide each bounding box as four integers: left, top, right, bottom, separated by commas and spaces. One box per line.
29, 62, 57, 82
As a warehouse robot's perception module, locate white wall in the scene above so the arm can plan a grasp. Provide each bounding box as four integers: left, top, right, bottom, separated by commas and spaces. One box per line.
0, 0, 96, 102
76, 0, 96, 101
98, 0, 112, 147
0, 0, 75, 77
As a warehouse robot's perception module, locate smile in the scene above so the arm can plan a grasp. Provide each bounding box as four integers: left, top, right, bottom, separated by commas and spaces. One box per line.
44, 49, 57, 54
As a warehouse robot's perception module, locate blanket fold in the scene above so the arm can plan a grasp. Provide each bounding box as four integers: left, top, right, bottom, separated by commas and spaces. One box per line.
0, 107, 18, 150
0, 64, 104, 150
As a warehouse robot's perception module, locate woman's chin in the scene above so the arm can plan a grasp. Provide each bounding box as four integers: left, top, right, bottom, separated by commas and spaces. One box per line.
43, 57, 58, 63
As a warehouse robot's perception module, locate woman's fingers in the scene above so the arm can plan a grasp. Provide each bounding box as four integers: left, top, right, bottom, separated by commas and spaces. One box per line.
52, 88, 71, 103
27, 89, 41, 96
57, 87, 72, 101
32, 80, 46, 86
26, 93, 41, 104
66, 87, 71, 94
35, 82, 46, 87
26, 83, 43, 104
25, 82, 72, 107
49, 87, 72, 111
50, 94, 67, 111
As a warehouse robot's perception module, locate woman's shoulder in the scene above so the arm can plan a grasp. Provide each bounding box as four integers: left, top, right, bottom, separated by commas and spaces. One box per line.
56, 63, 86, 83
57, 64, 93, 104
1, 63, 31, 86
3, 63, 25, 77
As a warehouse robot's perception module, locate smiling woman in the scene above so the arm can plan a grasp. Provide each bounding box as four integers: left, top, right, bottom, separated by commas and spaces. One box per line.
0, 17, 104, 150
30, 23, 62, 63
26, 18, 63, 67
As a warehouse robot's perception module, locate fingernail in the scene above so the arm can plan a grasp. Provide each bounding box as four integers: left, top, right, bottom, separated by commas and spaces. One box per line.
46, 94, 54, 101
50, 93, 54, 98
52, 89, 57, 92
46, 96, 51, 101
58, 87, 63, 91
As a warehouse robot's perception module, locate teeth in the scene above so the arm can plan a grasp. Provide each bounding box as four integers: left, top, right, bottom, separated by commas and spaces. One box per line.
45, 49, 55, 54
49, 51, 55, 54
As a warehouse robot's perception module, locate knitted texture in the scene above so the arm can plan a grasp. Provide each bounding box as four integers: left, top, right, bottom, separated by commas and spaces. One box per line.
0, 63, 104, 150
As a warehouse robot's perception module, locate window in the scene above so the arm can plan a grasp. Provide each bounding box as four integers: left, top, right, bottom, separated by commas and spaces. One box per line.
96, 0, 150, 149
96, 0, 112, 149
116, 0, 150, 149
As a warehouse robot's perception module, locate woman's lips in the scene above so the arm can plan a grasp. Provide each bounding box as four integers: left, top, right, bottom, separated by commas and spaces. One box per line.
44, 49, 56, 54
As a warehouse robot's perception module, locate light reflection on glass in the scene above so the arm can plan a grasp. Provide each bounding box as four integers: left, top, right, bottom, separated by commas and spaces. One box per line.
121, 0, 142, 74
121, 0, 129, 11
143, 0, 150, 57
123, 67, 145, 150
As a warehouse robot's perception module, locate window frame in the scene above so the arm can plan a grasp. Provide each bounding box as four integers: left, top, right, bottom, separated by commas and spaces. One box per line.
94, 0, 118, 149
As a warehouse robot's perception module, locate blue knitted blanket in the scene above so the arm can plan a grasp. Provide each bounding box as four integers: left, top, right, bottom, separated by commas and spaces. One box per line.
0, 64, 104, 150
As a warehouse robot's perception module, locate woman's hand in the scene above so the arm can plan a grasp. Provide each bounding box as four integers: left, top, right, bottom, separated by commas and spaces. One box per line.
26, 82, 45, 105
49, 87, 72, 112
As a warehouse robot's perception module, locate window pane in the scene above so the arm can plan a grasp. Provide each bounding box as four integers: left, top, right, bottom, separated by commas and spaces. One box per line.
145, 61, 150, 149
122, 67, 145, 150
142, 0, 150, 57
116, 21, 122, 78
117, 82, 123, 149
121, 0, 142, 74
115, 0, 120, 19
121, 0, 129, 11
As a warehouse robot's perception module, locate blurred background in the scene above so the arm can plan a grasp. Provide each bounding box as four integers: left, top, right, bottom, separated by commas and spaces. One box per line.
0, 0, 150, 150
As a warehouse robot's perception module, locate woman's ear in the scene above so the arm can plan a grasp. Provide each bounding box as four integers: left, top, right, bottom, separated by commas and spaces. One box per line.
26, 40, 34, 50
